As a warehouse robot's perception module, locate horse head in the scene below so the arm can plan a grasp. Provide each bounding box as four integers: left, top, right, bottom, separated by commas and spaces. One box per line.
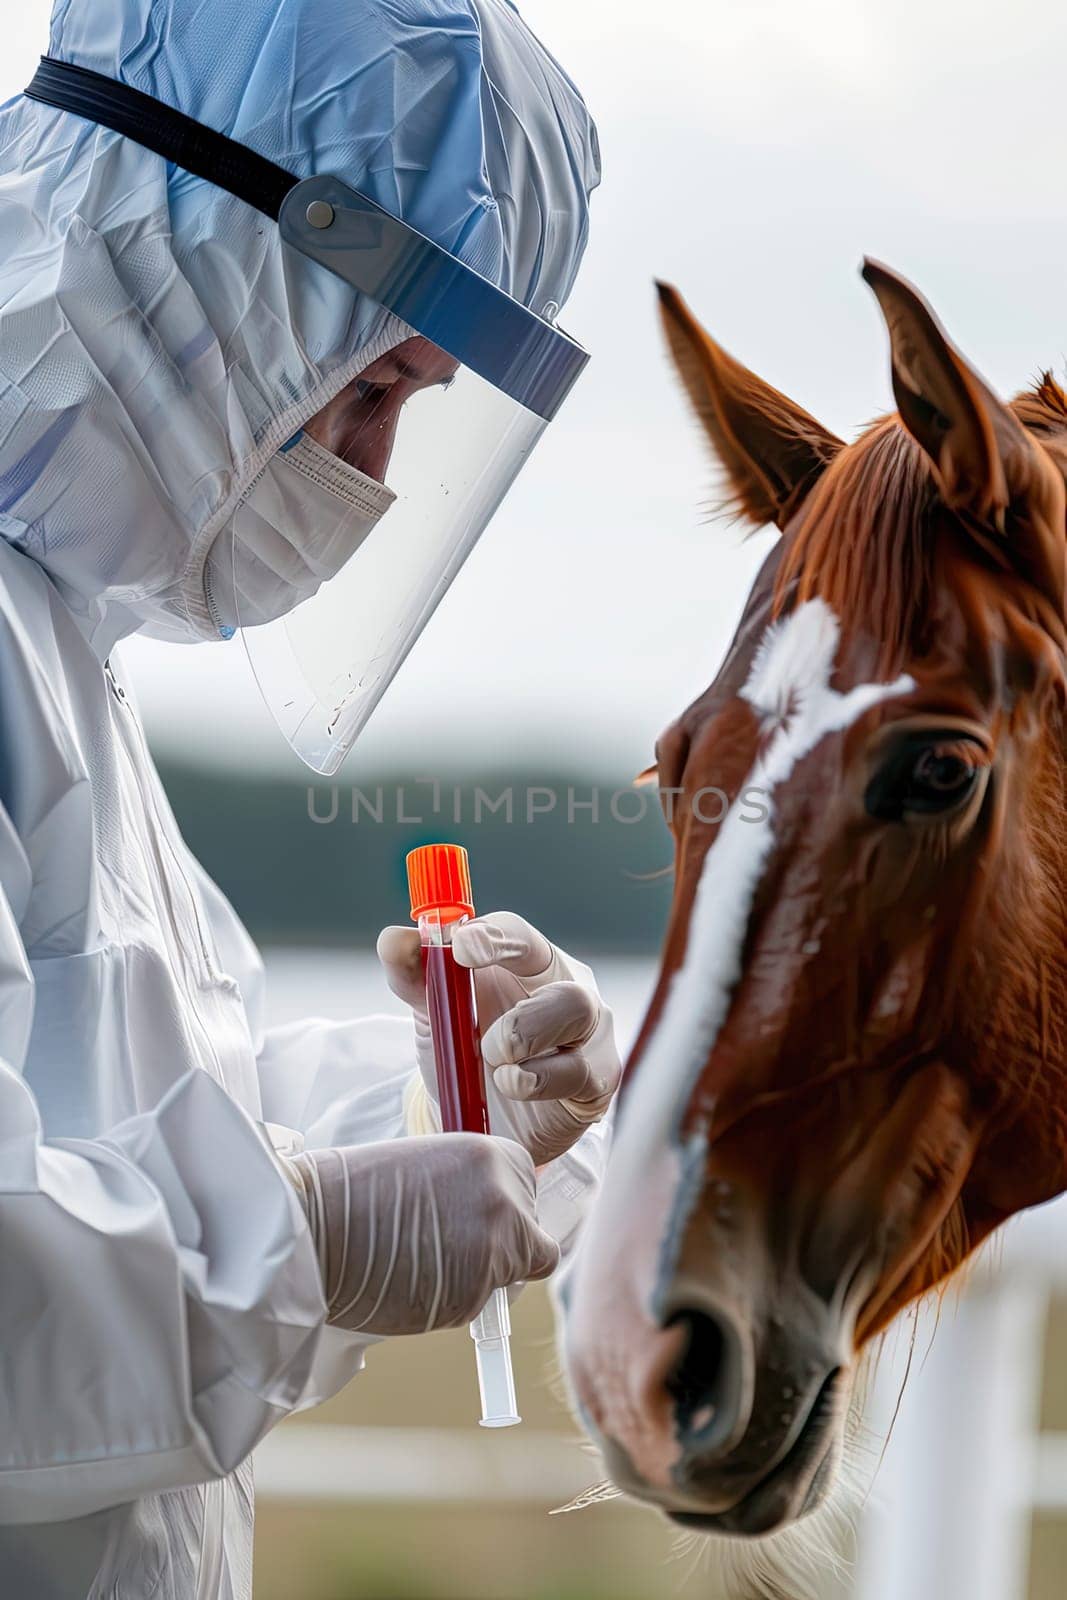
562, 263, 1067, 1563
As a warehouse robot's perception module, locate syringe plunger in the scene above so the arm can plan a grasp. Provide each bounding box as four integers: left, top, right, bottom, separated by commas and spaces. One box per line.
471, 1286, 520, 1428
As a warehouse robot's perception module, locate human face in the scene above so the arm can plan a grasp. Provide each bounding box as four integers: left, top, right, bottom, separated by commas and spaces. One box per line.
304, 336, 459, 482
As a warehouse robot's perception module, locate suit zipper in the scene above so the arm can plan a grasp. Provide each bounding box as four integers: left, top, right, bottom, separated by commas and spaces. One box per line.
105, 660, 219, 978
104, 661, 228, 1094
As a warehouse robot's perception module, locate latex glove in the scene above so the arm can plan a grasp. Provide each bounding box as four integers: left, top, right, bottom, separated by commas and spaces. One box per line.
285, 1135, 558, 1335
377, 913, 622, 1166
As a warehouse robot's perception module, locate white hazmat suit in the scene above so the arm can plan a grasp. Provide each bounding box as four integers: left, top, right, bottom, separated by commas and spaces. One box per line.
0, 0, 604, 1594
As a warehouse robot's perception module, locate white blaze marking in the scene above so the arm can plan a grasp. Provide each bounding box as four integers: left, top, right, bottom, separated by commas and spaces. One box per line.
564, 600, 913, 1492
606, 600, 914, 1221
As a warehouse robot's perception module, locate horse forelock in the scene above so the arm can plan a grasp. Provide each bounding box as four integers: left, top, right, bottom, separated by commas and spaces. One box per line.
772, 417, 939, 677
770, 385, 1067, 679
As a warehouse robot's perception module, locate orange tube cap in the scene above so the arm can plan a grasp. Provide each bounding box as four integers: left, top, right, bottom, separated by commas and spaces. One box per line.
406, 843, 475, 923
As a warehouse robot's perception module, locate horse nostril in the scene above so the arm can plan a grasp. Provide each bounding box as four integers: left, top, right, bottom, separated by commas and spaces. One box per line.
664, 1309, 732, 1448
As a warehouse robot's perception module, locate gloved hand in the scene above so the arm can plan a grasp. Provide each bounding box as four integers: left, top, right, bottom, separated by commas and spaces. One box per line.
286, 1135, 558, 1336
377, 913, 622, 1166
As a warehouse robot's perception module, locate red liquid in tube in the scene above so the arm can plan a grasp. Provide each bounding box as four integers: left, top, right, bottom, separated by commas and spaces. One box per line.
421, 942, 489, 1136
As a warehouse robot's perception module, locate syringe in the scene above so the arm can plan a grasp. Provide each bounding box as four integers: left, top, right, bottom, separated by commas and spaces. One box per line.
406, 843, 520, 1429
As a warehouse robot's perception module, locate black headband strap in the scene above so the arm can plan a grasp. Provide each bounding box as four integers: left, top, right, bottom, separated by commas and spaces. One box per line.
25, 56, 297, 221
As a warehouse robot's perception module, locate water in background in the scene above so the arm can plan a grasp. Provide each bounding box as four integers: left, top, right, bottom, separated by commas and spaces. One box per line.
163, 757, 676, 955
261, 947, 657, 1051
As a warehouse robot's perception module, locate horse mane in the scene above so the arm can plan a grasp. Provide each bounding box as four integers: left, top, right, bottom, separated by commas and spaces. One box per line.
771, 373, 1067, 674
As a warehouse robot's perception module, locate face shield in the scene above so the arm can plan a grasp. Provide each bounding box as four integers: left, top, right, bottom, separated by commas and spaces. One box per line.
226, 176, 584, 772
26, 59, 589, 773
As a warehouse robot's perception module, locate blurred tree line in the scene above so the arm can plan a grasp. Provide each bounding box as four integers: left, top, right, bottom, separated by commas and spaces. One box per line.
159, 759, 675, 952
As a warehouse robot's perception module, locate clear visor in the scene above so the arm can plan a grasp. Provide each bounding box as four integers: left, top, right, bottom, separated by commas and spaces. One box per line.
222, 174, 585, 774
230, 339, 545, 773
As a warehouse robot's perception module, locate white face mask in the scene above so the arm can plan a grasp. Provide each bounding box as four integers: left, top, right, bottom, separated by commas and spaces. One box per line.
203, 432, 396, 635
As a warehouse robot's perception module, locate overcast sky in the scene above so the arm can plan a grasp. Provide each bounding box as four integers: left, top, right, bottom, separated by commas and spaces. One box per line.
6, 0, 1067, 776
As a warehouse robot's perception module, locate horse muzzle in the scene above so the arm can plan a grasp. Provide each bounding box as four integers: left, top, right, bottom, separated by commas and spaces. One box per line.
567, 1295, 849, 1534
561, 1139, 856, 1535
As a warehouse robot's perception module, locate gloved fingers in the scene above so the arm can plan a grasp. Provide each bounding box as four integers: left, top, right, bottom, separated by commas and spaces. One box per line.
483, 1130, 539, 1197
378, 927, 443, 1113
451, 911, 563, 984
376, 925, 427, 1012
468, 1135, 560, 1283
481, 981, 600, 1069
508, 1207, 561, 1282
521, 1235, 561, 1283
295, 1134, 560, 1336
491, 1048, 598, 1104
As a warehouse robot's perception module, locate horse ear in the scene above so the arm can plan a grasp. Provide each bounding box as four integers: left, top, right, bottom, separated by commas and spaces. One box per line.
863, 259, 1062, 608
863, 258, 1066, 609
861, 258, 1026, 519
656, 281, 843, 530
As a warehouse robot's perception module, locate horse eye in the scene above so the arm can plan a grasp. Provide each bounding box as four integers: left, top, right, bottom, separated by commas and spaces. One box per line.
866, 736, 984, 822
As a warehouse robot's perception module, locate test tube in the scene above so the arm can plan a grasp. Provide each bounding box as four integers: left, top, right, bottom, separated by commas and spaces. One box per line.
406, 843, 521, 1429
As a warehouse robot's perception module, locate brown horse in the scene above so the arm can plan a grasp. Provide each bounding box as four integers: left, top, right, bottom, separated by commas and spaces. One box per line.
560, 262, 1067, 1589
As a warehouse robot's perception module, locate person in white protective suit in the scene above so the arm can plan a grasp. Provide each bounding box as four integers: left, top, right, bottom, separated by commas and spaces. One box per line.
0, 2, 620, 1595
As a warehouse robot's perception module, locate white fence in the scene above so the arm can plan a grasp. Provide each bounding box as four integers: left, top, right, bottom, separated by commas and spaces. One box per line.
856, 1195, 1067, 1600
255, 1423, 592, 1507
